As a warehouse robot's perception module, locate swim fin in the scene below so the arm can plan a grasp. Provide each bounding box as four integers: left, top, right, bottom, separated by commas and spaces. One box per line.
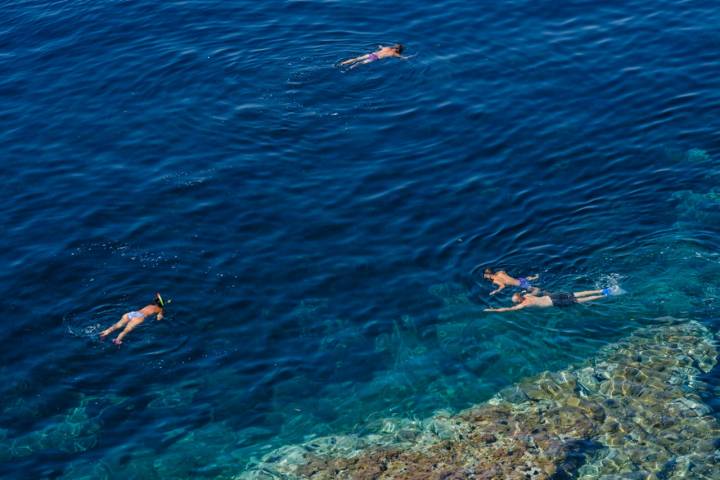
602, 286, 626, 296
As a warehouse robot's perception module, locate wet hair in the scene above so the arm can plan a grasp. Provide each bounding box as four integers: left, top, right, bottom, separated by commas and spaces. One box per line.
512, 293, 525, 303
394, 44, 404, 54
484, 268, 493, 275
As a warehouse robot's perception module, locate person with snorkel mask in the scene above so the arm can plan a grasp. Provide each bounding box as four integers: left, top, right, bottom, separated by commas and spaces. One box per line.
100, 293, 167, 345
340, 44, 405, 68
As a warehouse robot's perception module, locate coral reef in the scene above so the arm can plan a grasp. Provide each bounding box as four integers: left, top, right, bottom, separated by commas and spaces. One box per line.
241, 320, 719, 479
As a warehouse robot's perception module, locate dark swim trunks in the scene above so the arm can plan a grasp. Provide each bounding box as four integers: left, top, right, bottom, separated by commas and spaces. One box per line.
549, 292, 577, 307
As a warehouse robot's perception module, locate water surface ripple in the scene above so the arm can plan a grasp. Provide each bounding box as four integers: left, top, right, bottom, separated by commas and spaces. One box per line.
1, 0, 719, 478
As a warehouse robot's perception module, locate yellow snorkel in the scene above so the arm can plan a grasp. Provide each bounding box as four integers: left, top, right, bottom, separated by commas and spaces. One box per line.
155, 292, 170, 308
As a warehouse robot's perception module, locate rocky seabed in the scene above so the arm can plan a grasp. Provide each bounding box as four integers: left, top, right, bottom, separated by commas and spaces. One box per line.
242, 319, 719, 480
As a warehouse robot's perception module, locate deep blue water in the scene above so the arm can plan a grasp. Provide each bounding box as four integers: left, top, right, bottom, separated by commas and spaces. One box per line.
1, 0, 720, 478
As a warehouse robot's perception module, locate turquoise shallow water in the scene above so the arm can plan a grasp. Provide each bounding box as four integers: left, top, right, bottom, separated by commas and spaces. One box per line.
1, 0, 720, 478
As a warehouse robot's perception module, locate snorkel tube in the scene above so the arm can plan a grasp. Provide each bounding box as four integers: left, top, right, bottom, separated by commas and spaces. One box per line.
155, 292, 165, 308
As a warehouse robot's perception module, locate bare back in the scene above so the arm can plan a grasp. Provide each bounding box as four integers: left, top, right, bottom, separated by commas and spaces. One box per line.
376, 46, 401, 59
492, 271, 520, 287
137, 304, 162, 318
521, 295, 553, 309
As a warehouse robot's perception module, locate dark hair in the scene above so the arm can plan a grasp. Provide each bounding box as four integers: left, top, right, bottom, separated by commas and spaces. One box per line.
484, 268, 493, 275
394, 44, 404, 54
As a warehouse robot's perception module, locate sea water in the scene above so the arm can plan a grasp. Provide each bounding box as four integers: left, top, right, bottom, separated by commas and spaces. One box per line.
1, 0, 719, 478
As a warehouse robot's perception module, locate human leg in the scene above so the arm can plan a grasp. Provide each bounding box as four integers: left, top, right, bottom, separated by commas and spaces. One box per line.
100, 314, 129, 340
113, 318, 145, 345
573, 289, 604, 298
575, 295, 605, 303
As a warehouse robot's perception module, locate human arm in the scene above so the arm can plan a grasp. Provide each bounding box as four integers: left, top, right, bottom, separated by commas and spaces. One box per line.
157, 311, 164, 321
489, 283, 505, 296
527, 274, 539, 281
484, 304, 527, 313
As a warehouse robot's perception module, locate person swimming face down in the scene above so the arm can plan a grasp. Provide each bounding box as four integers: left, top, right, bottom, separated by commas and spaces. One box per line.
340, 43, 405, 67
512, 293, 525, 304
99, 293, 166, 345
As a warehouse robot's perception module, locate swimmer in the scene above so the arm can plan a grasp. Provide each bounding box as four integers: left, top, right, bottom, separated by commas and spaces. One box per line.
479, 268, 540, 295
484, 286, 624, 312
99, 293, 166, 345
340, 44, 405, 67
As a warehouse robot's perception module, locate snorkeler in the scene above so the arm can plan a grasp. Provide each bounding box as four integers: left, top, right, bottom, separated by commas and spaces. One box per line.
340, 44, 405, 67
99, 293, 166, 345
484, 286, 624, 312
478, 268, 540, 295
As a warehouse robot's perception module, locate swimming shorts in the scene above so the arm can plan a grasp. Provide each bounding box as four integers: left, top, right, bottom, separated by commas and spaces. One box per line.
367, 53, 379, 62
518, 277, 532, 289
127, 311, 144, 320
549, 292, 577, 307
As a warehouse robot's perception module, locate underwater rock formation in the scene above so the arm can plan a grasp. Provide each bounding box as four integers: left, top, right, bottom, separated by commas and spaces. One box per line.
672, 188, 720, 224
0, 403, 100, 462
241, 320, 719, 479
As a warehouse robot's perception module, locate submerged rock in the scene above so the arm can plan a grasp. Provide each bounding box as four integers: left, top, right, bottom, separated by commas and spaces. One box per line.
240, 320, 719, 479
